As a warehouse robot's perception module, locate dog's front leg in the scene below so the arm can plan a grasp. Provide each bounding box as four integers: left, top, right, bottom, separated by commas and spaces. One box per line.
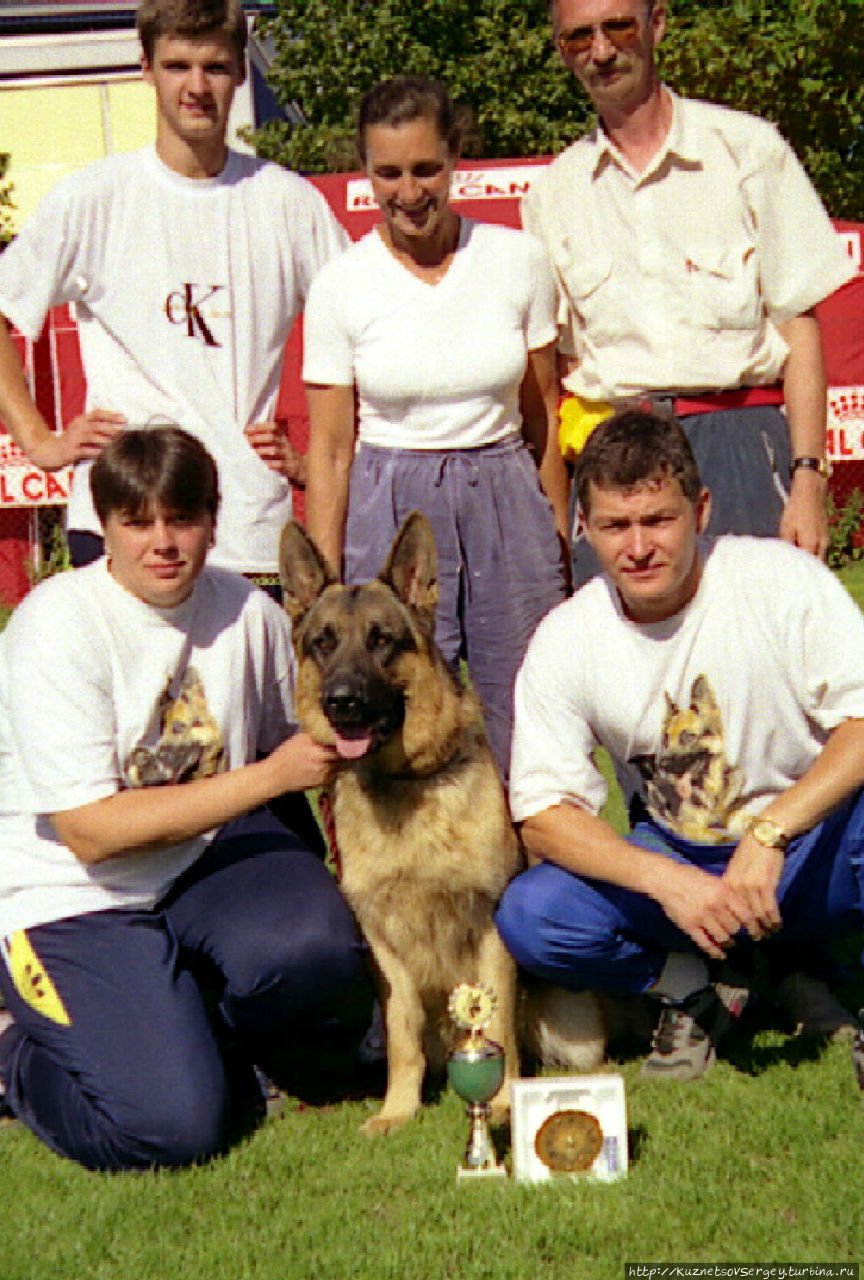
363, 940, 426, 1137
476, 924, 519, 1121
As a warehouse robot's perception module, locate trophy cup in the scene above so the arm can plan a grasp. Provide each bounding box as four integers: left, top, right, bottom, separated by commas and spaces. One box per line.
446, 983, 507, 1180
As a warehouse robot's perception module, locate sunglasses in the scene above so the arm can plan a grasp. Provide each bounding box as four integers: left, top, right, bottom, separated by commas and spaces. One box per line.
557, 15, 641, 56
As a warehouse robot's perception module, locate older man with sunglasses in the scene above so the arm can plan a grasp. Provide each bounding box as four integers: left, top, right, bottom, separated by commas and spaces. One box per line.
523, 0, 856, 1041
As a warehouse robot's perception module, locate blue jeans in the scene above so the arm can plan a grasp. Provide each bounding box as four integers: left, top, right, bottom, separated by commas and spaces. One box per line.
495, 791, 864, 994
0, 809, 369, 1170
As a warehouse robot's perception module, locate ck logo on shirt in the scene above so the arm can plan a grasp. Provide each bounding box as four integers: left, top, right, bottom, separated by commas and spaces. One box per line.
165, 283, 226, 347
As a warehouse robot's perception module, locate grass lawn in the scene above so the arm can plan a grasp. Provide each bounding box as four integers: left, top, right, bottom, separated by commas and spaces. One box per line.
2, 1008, 863, 1279
838, 560, 864, 606
1, 564, 863, 1277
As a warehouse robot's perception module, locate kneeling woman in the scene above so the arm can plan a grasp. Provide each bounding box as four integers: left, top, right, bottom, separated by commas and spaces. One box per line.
0, 427, 368, 1170
303, 76, 568, 779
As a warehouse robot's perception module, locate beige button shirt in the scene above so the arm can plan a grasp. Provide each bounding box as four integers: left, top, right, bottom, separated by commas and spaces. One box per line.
522, 91, 856, 403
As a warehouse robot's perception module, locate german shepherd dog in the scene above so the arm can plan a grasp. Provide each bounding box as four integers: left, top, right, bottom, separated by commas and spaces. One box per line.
279, 513, 605, 1136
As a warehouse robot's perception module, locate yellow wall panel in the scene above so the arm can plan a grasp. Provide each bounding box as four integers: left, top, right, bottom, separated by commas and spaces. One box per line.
106, 79, 155, 153
1, 77, 154, 230
1, 83, 105, 166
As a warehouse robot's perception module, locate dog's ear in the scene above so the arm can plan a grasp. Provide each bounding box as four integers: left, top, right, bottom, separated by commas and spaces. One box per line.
279, 521, 336, 622
380, 512, 439, 632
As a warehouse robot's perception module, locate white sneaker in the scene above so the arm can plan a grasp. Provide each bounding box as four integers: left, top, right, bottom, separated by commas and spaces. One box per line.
640, 986, 722, 1081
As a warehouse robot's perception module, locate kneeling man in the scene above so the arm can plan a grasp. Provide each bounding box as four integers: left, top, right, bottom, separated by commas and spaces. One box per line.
0, 427, 368, 1169
496, 410, 864, 1080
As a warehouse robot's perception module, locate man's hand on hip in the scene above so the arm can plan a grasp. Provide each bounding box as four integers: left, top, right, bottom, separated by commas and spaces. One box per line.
33, 410, 126, 471
245, 421, 306, 485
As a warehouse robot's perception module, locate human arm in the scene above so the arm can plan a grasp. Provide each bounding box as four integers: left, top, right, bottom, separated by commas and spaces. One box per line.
510, 600, 772, 959
722, 716, 864, 932
50, 731, 339, 865
304, 383, 356, 575
5, 564, 327, 867
0, 316, 124, 469
244, 420, 307, 485
777, 310, 830, 558
520, 802, 762, 961
519, 340, 571, 541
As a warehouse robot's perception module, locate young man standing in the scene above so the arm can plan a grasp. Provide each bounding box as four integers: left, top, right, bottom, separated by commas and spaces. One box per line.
496, 411, 864, 1080
0, 0, 349, 579
0, 427, 369, 1170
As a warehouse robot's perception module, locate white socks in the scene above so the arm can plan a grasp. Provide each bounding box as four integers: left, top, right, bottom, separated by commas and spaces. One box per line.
649, 952, 711, 1004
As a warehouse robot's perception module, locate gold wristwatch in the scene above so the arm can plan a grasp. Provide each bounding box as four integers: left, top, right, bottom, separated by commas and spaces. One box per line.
747, 816, 790, 851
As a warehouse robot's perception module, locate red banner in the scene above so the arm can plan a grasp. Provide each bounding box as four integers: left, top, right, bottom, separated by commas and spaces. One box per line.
2, 162, 862, 503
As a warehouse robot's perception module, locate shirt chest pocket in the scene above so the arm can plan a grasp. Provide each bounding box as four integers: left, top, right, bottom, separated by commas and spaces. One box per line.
551, 236, 617, 337
676, 242, 763, 332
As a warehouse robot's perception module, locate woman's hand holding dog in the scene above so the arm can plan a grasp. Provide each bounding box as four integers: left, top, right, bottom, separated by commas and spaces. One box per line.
265, 732, 341, 793
52, 734, 340, 864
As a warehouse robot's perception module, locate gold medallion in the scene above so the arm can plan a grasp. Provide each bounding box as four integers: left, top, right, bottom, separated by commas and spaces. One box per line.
533, 1109, 604, 1173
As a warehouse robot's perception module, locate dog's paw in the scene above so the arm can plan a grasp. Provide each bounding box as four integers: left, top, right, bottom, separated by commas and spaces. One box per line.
361, 1111, 412, 1138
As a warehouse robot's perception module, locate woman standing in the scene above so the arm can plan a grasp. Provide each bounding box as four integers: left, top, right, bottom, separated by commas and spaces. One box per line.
303, 76, 568, 777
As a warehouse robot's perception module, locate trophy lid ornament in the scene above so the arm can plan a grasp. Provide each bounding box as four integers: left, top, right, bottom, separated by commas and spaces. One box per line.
448, 983, 496, 1044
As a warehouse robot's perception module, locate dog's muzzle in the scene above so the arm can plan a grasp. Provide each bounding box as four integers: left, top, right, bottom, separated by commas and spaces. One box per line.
322, 674, 405, 761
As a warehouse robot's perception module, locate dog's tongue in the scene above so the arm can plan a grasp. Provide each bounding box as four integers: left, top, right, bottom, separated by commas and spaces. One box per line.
333, 729, 374, 760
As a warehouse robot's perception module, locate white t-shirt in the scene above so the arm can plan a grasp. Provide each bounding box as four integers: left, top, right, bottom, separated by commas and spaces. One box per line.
521, 92, 856, 400
0, 146, 349, 573
510, 537, 864, 843
302, 219, 558, 450
0, 560, 297, 934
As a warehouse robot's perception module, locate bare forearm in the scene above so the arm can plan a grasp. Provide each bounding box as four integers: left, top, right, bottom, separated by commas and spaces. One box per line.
521, 802, 673, 900
50, 733, 338, 864
52, 759, 284, 864
778, 311, 830, 555
0, 316, 125, 468
780, 311, 828, 459
521, 343, 570, 537
539, 449, 571, 540
304, 384, 356, 575
0, 318, 58, 467
754, 718, 864, 840
305, 449, 351, 574
523, 802, 774, 959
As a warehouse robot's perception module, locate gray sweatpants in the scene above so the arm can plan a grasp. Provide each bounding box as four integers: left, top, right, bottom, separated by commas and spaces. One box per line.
343, 438, 566, 779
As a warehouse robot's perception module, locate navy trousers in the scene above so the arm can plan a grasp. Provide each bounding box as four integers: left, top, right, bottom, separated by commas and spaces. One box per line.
495, 791, 864, 994
0, 808, 369, 1170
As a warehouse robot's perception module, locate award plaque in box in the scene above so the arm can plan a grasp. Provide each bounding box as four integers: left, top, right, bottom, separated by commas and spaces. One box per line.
510, 1074, 627, 1184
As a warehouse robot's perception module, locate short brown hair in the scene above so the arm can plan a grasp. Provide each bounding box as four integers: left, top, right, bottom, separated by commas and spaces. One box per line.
576, 409, 702, 516
137, 0, 247, 64
90, 426, 220, 526
356, 76, 471, 166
